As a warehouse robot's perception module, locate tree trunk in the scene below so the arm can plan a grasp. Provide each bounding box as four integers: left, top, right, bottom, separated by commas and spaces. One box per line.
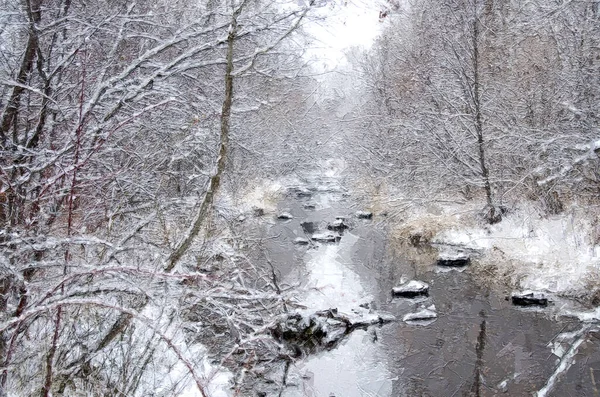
0, 0, 42, 149
164, 3, 241, 272
471, 6, 500, 224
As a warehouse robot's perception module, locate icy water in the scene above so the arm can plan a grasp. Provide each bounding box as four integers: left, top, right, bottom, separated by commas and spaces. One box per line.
264, 163, 600, 397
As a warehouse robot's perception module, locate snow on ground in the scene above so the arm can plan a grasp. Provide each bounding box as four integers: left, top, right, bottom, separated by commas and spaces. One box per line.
135, 305, 233, 397
221, 179, 285, 215
431, 203, 600, 297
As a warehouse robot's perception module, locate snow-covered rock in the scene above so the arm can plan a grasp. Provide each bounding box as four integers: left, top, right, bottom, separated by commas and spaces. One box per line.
403, 305, 437, 322
356, 210, 373, 219
294, 237, 310, 245
437, 251, 470, 267
327, 218, 348, 231
351, 313, 396, 327
311, 232, 341, 243
277, 212, 293, 220
392, 280, 429, 297
511, 290, 549, 307
270, 309, 393, 353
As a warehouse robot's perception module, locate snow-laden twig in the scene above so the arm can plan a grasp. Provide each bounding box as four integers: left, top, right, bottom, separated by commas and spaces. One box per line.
0, 298, 211, 397
537, 324, 593, 397
538, 139, 600, 185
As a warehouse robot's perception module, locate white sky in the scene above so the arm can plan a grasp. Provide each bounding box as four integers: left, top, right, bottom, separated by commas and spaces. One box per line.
305, 0, 386, 70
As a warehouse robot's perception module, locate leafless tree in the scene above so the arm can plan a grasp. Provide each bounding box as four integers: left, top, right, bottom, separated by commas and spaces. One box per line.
353, 0, 599, 218
0, 0, 317, 395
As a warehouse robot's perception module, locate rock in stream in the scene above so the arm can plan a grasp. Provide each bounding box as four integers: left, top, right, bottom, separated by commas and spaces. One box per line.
437, 251, 471, 267
403, 305, 438, 323
392, 280, 430, 298
311, 232, 341, 243
270, 309, 394, 355
511, 290, 549, 307
327, 218, 349, 231
277, 212, 294, 220
355, 210, 373, 219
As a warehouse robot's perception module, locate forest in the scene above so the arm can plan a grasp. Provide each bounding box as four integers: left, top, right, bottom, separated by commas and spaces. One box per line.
1, 0, 599, 396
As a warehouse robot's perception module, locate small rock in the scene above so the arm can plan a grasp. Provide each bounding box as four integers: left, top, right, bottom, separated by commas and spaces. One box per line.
303, 203, 316, 210
277, 212, 293, 220
327, 218, 348, 231
511, 291, 548, 307
293, 237, 310, 245
437, 252, 470, 267
356, 211, 373, 219
311, 232, 341, 243
301, 221, 317, 234
392, 280, 429, 298
237, 215, 246, 222
349, 313, 395, 327
377, 313, 396, 323
403, 305, 437, 322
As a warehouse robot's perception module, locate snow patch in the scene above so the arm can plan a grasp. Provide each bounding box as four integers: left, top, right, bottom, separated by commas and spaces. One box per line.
229, 179, 284, 214
433, 204, 600, 296
119, 304, 234, 397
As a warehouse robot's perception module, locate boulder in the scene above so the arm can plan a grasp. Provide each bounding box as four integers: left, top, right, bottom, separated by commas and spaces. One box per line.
311, 232, 341, 243
392, 280, 429, 298
277, 212, 293, 220
293, 237, 310, 245
511, 291, 548, 307
355, 211, 373, 219
303, 203, 316, 210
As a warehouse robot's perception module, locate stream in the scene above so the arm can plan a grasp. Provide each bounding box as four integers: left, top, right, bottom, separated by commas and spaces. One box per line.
260, 160, 600, 397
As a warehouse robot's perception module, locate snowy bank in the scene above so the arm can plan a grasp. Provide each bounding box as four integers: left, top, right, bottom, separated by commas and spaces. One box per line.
431, 203, 600, 299
386, 199, 600, 301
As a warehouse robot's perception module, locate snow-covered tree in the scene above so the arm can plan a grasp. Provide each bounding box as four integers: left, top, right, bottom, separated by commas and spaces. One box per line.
0, 0, 316, 395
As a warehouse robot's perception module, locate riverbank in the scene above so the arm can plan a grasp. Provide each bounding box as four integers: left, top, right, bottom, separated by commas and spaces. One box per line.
382, 198, 600, 307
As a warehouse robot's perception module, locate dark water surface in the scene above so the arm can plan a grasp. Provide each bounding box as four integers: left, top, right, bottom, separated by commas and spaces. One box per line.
263, 168, 600, 397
